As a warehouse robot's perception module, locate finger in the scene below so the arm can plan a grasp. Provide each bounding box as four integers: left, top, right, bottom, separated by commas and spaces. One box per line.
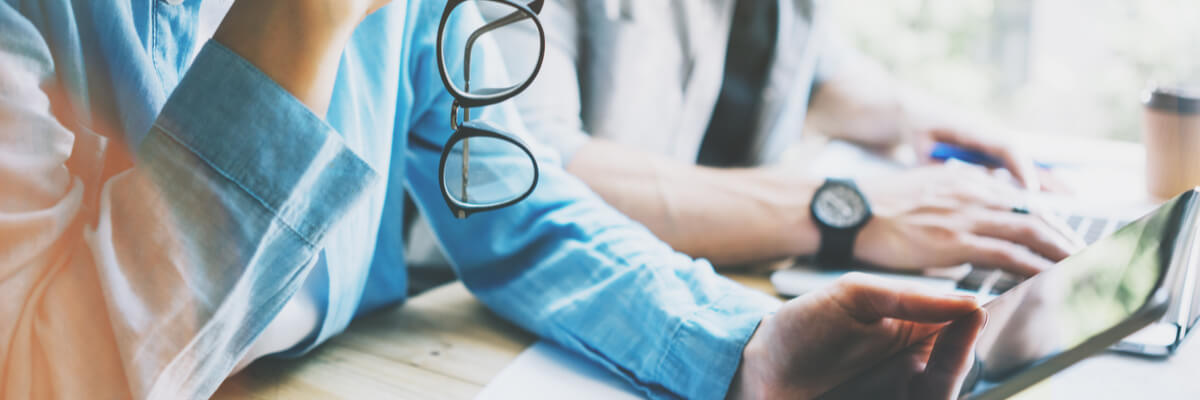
988, 144, 1039, 192
817, 331, 941, 400
970, 211, 1073, 262
930, 129, 1039, 191
952, 183, 1023, 214
961, 235, 1055, 277
913, 132, 939, 166
969, 175, 1028, 210
1037, 167, 1074, 194
830, 273, 981, 324
938, 164, 1025, 211
911, 309, 988, 400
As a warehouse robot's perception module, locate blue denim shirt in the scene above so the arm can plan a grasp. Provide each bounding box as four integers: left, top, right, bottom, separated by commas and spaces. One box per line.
0, 1, 780, 399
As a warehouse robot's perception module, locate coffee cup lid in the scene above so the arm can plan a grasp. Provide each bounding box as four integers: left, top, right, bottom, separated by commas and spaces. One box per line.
1145, 86, 1200, 115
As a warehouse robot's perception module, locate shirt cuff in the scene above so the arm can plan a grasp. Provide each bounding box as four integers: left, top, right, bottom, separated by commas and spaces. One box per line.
145, 41, 377, 246
656, 289, 781, 400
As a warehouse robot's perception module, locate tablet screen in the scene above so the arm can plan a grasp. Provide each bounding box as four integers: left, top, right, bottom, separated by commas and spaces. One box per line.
961, 191, 1194, 398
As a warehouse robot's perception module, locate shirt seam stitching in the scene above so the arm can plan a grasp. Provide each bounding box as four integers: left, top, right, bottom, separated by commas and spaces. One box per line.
652, 290, 736, 397
149, 0, 172, 100
148, 123, 320, 248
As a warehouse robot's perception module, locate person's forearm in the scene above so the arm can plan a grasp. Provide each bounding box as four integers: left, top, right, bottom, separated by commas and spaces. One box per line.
806, 56, 961, 149
805, 52, 916, 148
213, 0, 366, 116
806, 77, 903, 147
567, 140, 822, 266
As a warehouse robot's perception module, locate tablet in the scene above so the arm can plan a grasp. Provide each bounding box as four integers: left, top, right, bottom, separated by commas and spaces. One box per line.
956, 190, 1198, 399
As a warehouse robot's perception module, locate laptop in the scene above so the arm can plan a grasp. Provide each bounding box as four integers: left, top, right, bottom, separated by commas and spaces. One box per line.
770, 140, 1200, 356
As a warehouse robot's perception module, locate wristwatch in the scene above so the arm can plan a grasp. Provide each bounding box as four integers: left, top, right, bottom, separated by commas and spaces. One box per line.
810, 178, 873, 267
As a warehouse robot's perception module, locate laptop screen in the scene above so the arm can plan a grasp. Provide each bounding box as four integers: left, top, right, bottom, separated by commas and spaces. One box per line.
959, 190, 1196, 398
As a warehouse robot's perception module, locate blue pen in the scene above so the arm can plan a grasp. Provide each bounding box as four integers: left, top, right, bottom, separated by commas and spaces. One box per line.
930, 142, 1056, 170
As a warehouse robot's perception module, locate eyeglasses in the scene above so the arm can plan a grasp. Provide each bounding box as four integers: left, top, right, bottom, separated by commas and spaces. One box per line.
436, 0, 546, 218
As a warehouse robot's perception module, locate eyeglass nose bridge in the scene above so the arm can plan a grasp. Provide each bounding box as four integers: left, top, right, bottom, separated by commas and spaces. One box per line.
450, 101, 469, 131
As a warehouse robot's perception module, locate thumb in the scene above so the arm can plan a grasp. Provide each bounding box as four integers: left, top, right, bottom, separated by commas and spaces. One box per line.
828, 273, 981, 324
911, 309, 988, 400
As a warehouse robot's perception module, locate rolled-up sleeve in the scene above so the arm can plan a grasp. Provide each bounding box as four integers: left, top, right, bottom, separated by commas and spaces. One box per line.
145, 43, 377, 244
127, 43, 378, 397
407, 140, 779, 398
408, 107, 780, 400
0, 5, 376, 396
402, 4, 780, 399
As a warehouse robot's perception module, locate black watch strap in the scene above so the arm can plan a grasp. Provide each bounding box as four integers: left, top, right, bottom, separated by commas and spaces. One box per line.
815, 227, 857, 267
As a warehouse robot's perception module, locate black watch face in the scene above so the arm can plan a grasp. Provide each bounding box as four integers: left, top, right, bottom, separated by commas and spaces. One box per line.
814, 184, 868, 229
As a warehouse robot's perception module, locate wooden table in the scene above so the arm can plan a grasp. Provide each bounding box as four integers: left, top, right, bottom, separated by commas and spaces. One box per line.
213, 282, 535, 399
214, 268, 1200, 399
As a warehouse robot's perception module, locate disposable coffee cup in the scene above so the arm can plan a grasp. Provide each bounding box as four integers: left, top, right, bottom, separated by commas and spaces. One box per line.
1143, 86, 1200, 199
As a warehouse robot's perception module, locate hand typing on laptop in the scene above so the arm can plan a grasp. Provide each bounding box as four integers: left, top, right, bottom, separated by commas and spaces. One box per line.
852, 164, 1079, 276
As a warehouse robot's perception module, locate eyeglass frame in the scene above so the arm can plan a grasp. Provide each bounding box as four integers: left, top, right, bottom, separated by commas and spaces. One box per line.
435, 0, 547, 219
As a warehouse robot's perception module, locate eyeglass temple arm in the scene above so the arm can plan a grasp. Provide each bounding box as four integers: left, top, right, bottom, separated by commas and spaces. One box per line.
458, 0, 543, 205
462, 2, 542, 92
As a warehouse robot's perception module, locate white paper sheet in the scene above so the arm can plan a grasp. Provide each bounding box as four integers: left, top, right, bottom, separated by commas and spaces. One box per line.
475, 341, 644, 400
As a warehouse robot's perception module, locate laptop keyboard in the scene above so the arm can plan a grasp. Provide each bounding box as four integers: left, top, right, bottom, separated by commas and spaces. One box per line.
1068, 215, 1130, 245
958, 268, 1023, 294
957, 214, 1131, 295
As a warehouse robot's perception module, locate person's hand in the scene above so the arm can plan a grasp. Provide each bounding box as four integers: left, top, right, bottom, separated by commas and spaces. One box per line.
244, 0, 395, 31
214, 0, 394, 115
728, 273, 986, 399
853, 165, 1078, 276
817, 305, 986, 400
906, 111, 1044, 192
296, 0, 395, 26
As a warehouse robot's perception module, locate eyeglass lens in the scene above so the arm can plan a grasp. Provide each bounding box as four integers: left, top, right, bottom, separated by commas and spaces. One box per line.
441, 1, 541, 100
443, 135, 537, 207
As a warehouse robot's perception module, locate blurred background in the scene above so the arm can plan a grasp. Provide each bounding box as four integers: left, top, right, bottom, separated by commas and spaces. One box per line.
831, 0, 1200, 142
